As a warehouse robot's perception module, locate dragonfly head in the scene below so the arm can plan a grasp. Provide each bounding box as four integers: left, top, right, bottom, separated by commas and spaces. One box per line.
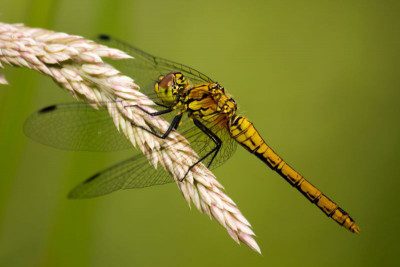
155, 71, 189, 106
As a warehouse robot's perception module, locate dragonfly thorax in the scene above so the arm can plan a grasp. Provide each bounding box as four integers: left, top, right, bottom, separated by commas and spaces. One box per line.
156, 72, 237, 122
155, 71, 190, 106
209, 83, 237, 117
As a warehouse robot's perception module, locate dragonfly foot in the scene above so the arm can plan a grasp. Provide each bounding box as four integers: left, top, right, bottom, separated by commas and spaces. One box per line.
178, 172, 189, 183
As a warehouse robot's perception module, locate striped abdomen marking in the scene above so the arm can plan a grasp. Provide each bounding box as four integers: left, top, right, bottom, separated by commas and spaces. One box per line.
228, 115, 360, 233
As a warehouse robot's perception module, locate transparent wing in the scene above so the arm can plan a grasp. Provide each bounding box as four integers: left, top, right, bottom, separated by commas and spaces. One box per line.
25, 102, 237, 198
68, 152, 174, 198
179, 113, 237, 169
69, 118, 236, 199
97, 35, 214, 100
23, 103, 132, 151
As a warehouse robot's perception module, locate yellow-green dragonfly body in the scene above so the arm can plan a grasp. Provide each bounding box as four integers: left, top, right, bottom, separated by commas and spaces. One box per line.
24, 35, 360, 233
151, 63, 360, 233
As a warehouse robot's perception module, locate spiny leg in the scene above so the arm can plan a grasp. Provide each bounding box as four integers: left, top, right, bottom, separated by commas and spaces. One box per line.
179, 118, 222, 182
130, 105, 183, 139
126, 105, 222, 181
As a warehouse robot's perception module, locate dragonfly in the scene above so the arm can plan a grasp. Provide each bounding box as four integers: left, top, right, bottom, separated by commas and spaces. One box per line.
24, 35, 360, 233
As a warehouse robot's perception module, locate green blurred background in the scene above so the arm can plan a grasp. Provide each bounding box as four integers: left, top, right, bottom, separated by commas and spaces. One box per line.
1, 0, 399, 266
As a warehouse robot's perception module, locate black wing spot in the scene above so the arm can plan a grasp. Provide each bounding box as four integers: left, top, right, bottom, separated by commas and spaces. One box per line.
84, 172, 101, 184
38, 105, 57, 114
98, 34, 110, 41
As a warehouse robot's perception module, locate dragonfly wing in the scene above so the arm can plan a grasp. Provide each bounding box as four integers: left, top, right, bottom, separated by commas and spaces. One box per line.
174, 114, 237, 170
24, 102, 237, 167
68, 152, 174, 198
97, 35, 214, 100
24, 103, 132, 151
25, 102, 237, 198
69, 116, 237, 198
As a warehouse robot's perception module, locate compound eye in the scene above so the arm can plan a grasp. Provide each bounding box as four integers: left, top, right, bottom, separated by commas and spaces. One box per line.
159, 73, 174, 89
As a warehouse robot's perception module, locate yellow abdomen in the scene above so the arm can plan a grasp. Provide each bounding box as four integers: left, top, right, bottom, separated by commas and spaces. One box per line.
228, 115, 360, 233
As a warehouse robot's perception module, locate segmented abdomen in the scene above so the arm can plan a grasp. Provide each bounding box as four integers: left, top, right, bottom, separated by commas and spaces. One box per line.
228, 115, 360, 233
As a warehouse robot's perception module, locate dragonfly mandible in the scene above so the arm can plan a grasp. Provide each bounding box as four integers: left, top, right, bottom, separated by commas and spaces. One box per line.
24, 35, 360, 233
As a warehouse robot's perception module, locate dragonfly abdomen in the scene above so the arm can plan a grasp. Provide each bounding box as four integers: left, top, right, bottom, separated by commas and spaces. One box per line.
228, 115, 360, 233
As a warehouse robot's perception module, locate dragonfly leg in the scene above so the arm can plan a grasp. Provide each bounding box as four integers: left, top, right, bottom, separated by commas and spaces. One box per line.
128, 105, 183, 139
134, 105, 174, 116
158, 114, 182, 139
179, 118, 222, 182
153, 102, 170, 108
139, 113, 182, 139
